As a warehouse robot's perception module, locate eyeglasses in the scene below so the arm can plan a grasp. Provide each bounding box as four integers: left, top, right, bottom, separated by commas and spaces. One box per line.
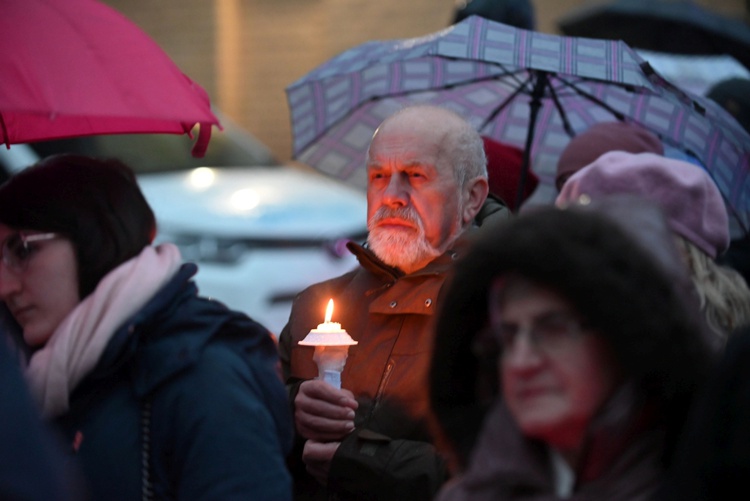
493, 311, 588, 355
1, 232, 59, 273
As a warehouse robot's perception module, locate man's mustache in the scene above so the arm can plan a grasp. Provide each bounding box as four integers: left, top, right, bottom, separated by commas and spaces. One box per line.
368, 206, 422, 230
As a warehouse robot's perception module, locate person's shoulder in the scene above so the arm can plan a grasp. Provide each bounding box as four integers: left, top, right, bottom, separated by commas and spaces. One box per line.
154, 326, 286, 411
190, 334, 277, 380
294, 267, 362, 303
716, 324, 750, 375
132, 290, 277, 381
476, 194, 512, 226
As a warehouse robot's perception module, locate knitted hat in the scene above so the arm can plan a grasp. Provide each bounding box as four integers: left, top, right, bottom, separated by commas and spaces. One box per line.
556, 151, 729, 258
555, 122, 664, 191
0, 154, 156, 298
482, 136, 538, 211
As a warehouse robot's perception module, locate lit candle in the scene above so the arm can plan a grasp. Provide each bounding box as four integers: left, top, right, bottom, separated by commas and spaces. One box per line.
298, 298, 357, 389
317, 299, 342, 331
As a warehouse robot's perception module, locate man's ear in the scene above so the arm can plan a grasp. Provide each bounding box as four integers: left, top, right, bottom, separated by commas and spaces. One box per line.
462, 176, 489, 225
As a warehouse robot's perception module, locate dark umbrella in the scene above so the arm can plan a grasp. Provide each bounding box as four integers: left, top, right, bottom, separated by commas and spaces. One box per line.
558, 0, 750, 70
453, 0, 536, 30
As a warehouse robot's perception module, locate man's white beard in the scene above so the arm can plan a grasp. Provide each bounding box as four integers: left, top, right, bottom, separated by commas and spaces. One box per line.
367, 205, 456, 271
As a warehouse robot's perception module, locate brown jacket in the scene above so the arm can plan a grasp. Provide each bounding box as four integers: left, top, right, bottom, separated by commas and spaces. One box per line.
278, 197, 510, 501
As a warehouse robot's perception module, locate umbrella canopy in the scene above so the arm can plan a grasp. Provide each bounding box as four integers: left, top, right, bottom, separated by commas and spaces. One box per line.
0, 0, 220, 157
286, 15, 750, 236
557, 0, 750, 70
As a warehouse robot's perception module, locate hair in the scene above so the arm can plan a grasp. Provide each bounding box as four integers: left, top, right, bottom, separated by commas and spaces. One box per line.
446, 121, 487, 188
0, 154, 156, 299
675, 236, 750, 340
374, 105, 487, 187
429, 201, 715, 471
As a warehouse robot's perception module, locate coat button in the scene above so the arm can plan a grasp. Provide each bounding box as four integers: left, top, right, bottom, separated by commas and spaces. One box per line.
389, 300, 397, 308
424, 298, 432, 307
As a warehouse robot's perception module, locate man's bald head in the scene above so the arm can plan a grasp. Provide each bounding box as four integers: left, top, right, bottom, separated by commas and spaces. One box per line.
370, 105, 487, 186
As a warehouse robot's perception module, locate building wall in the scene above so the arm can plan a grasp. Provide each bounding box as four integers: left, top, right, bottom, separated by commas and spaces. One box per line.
103, 0, 748, 163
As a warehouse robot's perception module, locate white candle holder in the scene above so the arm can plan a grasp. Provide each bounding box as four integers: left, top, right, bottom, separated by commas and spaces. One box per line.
298, 299, 357, 389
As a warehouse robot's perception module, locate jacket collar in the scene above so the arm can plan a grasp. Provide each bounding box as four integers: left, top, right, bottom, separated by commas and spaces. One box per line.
347, 228, 475, 280
459, 387, 663, 498
93, 263, 246, 398
348, 198, 511, 280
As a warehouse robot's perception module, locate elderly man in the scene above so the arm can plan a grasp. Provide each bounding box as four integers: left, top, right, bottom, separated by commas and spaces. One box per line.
278, 105, 504, 500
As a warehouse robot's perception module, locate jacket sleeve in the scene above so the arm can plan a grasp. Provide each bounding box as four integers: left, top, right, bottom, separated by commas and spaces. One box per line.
329, 427, 448, 501
152, 339, 294, 501
656, 326, 750, 500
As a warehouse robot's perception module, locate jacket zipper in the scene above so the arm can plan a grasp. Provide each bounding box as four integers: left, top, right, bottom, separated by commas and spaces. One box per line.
370, 360, 395, 418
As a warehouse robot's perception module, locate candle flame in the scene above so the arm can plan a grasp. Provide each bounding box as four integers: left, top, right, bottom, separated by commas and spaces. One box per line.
324, 299, 334, 323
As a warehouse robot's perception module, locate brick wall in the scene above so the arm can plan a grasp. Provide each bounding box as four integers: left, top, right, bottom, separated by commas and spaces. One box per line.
103, 0, 748, 163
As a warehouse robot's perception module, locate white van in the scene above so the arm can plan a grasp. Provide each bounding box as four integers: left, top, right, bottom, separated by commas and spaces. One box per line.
0, 123, 366, 336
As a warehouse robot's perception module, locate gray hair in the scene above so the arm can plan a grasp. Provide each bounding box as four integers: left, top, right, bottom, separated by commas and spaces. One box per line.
447, 122, 487, 187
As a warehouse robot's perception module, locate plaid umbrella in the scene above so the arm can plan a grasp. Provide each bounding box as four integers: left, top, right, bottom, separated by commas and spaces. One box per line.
286, 15, 750, 236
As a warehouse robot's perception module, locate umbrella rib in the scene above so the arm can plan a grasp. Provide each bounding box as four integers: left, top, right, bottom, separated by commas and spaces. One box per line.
478, 74, 534, 132
546, 78, 576, 138
555, 76, 628, 122
515, 71, 549, 210
554, 74, 669, 147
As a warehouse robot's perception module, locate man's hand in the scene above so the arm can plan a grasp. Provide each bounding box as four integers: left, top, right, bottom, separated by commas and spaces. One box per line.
295, 379, 358, 441
303, 440, 340, 487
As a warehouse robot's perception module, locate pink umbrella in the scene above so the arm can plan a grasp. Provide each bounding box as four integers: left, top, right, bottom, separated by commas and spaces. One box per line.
0, 0, 220, 157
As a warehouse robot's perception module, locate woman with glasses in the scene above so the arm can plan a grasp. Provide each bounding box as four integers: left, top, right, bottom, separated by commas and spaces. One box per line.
429, 198, 716, 501
0, 154, 293, 500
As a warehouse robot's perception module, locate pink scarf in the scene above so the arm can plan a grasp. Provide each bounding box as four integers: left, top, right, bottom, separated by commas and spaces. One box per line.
26, 244, 182, 417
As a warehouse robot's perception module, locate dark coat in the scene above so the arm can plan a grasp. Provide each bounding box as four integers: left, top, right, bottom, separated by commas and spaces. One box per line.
54, 264, 294, 501
657, 325, 750, 500
436, 395, 665, 501
0, 333, 85, 500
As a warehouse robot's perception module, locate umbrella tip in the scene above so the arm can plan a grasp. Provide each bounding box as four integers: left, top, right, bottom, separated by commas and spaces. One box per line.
191, 123, 212, 158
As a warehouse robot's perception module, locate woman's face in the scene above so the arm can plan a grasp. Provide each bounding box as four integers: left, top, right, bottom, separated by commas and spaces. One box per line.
0, 223, 80, 347
490, 279, 618, 453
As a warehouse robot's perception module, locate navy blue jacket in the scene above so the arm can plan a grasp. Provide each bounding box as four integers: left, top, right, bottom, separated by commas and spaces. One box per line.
54, 264, 293, 500
0, 334, 86, 500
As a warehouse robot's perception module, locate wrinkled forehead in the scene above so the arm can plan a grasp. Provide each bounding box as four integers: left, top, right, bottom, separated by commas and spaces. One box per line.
369, 119, 457, 169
